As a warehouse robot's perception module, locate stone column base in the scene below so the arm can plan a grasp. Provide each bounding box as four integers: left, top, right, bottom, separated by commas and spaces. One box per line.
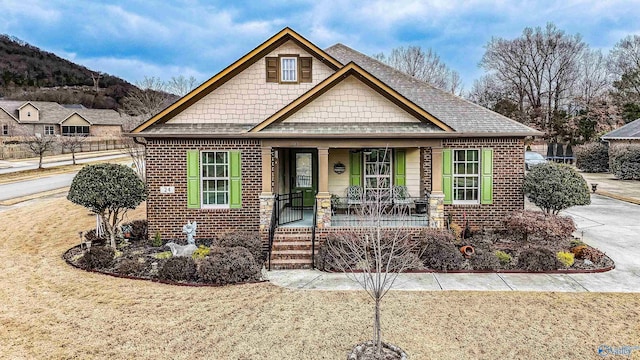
315, 192, 332, 229
259, 193, 275, 231
428, 193, 445, 229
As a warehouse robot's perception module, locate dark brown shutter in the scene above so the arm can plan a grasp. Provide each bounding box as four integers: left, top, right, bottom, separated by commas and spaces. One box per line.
265, 57, 278, 82
300, 57, 312, 82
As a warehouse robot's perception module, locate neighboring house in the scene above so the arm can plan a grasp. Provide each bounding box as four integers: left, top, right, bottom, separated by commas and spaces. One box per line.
601, 118, 640, 145
0, 100, 124, 137
131, 28, 540, 268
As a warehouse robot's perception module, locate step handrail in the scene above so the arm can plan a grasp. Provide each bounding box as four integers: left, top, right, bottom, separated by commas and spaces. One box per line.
311, 192, 318, 269
267, 194, 278, 271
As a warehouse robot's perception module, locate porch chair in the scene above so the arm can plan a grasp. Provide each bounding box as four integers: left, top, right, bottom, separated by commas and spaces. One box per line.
392, 186, 413, 216
346, 185, 363, 214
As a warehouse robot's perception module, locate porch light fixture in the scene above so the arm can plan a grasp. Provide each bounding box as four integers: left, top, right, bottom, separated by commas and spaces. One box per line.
333, 162, 346, 174
362, 149, 372, 155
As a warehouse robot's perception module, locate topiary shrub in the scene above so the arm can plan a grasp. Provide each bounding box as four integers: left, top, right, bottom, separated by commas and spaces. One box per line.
151, 231, 163, 247
523, 162, 590, 215
158, 257, 197, 282
504, 210, 576, 243
122, 220, 148, 241
469, 250, 500, 270
116, 258, 147, 276
81, 246, 115, 270
196, 246, 261, 285
575, 142, 609, 172
419, 233, 464, 271
609, 144, 640, 180
556, 251, 575, 267
215, 231, 265, 263
495, 250, 512, 266
517, 248, 560, 271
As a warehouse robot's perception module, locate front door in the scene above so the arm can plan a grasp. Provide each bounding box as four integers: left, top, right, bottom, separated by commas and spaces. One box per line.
291, 150, 317, 207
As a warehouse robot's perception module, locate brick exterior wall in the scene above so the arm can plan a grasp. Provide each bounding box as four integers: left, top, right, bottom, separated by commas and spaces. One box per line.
440, 137, 525, 229
146, 139, 262, 240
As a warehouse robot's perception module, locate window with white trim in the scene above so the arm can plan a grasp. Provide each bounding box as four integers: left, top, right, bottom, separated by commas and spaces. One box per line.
453, 149, 480, 203
44, 125, 55, 135
280, 57, 297, 82
364, 149, 392, 199
201, 151, 229, 207
2, 124, 8, 135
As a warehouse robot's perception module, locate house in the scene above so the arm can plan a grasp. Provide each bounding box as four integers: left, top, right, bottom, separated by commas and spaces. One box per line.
602, 118, 640, 145
130, 28, 540, 268
0, 100, 124, 137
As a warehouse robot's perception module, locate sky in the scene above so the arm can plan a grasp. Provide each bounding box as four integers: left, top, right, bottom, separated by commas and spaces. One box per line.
1, 0, 640, 91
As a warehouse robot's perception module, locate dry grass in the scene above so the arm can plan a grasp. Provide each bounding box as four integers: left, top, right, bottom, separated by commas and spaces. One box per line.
0, 196, 639, 359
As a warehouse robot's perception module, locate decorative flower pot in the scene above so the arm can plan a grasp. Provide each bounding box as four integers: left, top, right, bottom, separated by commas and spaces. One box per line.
460, 245, 475, 258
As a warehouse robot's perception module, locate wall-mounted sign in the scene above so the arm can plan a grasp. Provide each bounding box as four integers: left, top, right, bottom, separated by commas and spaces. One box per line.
160, 186, 175, 194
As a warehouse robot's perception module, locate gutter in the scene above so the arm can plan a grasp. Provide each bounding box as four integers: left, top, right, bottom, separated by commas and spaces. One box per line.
124, 131, 543, 139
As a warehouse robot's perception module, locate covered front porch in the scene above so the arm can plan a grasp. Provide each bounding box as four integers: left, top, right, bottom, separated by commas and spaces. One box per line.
258, 139, 447, 232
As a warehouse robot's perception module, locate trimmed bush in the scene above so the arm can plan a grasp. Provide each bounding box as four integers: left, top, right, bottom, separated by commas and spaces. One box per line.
122, 220, 148, 241
192, 245, 211, 260
517, 248, 560, 271
196, 246, 261, 285
575, 142, 609, 173
158, 257, 197, 282
81, 246, 115, 270
504, 210, 576, 243
116, 258, 147, 276
523, 163, 590, 215
572, 245, 604, 263
469, 250, 500, 270
557, 251, 575, 267
609, 144, 640, 180
495, 250, 512, 266
316, 235, 352, 271
419, 234, 464, 271
84, 229, 107, 246
215, 232, 264, 263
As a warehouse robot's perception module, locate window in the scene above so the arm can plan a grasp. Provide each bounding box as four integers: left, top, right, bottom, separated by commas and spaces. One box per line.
201, 151, 229, 207
280, 57, 297, 82
363, 149, 392, 199
27, 111, 31, 117
44, 125, 55, 135
62, 125, 89, 136
2, 125, 7, 135
453, 149, 480, 203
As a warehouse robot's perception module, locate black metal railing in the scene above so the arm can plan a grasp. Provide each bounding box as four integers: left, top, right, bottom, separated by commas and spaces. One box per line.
330, 196, 429, 227
311, 193, 318, 269
267, 196, 278, 271
276, 191, 303, 225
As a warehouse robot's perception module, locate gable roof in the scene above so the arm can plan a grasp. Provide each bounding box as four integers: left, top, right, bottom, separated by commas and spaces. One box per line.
602, 118, 640, 140
131, 27, 343, 133
249, 62, 453, 133
324, 44, 540, 135
0, 100, 123, 126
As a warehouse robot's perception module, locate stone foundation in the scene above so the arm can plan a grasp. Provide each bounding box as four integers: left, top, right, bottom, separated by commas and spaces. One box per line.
428, 193, 445, 228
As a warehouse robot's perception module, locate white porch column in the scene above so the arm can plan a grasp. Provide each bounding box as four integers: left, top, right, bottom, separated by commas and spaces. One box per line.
429, 147, 445, 228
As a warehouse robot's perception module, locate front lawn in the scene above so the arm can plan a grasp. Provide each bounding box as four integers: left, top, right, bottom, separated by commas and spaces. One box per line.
1, 196, 639, 359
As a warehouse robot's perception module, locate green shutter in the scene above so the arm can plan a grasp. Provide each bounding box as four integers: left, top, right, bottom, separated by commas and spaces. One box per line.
186, 150, 200, 209
394, 150, 406, 186
481, 148, 493, 204
229, 150, 242, 209
442, 149, 452, 205
349, 152, 361, 186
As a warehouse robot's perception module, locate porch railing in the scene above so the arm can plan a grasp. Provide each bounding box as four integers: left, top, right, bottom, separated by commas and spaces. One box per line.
267, 195, 278, 271
276, 191, 304, 225
330, 196, 429, 227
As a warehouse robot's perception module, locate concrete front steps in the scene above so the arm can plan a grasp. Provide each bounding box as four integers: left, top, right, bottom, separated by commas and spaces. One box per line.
268, 228, 315, 270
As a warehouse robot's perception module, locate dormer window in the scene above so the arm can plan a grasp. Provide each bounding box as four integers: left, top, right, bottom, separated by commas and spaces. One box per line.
280, 57, 297, 82
265, 55, 312, 83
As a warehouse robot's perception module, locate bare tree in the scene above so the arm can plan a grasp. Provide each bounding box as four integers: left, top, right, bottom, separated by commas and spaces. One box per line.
609, 35, 640, 122
21, 132, 58, 169
375, 46, 463, 94
123, 137, 146, 181
60, 134, 87, 165
121, 76, 175, 119
167, 75, 198, 97
322, 149, 422, 357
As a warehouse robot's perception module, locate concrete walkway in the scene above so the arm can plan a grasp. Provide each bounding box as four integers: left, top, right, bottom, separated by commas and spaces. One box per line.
268, 195, 640, 292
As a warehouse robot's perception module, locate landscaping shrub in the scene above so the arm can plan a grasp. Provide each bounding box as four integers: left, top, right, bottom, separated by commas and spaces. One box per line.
84, 229, 107, 246
215, 232, 265, 263
316, 235, 355, 271
495, 250, 512, 266
419, 234, 464, 271
122, 220, 148, 241
516, 248, 560, 271
609, 144, 640, 180
469, 250, 500, 270
504, 210, 576, 243
572, 246, 604, 263
556, 251, 575, 267
151, 231, 163, 247
116, 258, 147, 276
523, 162, 590, 214
196, 246, 261, 285
575, 142, 609, 173
192, 245, 211, 260
81, 246, 115, 270
158, 257, 197, 282
570, 245, 588, 258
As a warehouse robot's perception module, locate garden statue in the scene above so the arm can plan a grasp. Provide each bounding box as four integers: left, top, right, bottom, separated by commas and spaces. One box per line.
182, 221, 197, 245
165, 242, 197, 257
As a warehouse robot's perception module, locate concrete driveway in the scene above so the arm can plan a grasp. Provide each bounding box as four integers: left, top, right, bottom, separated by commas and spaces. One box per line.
268, 195, 640, 292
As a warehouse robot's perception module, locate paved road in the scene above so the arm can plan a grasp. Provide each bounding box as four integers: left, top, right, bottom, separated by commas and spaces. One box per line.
0, 172, 76, 201
269, 195, 640, 292
0, 153, 128, 175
